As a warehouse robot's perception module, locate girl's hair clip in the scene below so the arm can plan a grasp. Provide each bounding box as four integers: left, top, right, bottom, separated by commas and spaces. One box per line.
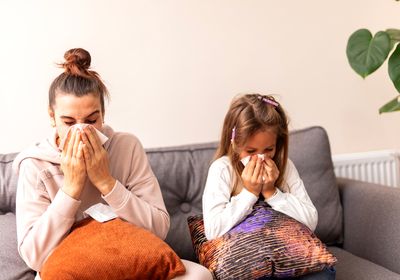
258, 96, 279, 107
231, 126, 236, 143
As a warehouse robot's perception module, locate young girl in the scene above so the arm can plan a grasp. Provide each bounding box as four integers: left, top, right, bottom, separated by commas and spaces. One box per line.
202, 93, 335, 279
13, 48, 212, 280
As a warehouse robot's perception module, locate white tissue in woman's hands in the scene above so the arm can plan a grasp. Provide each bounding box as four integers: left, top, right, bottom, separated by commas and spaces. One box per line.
83, 203, 117, 223
240, 154, 265, 166
58, 124, 108, 150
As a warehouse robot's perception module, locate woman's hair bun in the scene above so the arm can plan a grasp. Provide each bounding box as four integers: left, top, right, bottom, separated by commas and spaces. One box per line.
61, 48, 91, 75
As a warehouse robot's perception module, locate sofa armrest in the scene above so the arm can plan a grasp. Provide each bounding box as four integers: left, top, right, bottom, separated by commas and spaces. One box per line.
337, 178, 400, 274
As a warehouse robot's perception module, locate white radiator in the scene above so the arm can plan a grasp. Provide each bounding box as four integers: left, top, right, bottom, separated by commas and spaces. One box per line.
332, 150, 400, 187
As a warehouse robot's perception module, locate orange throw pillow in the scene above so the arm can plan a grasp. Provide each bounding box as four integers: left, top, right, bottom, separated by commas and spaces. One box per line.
41, 218, 185, 280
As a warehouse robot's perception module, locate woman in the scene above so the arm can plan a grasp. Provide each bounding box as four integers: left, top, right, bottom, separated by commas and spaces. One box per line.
13, 48, 212, 280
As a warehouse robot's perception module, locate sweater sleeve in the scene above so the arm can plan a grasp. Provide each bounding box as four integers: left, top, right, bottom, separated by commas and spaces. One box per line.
102, 135, 170, 240
202, 158, 258, 240
16, 159, 81, 272
265, 159, 318, 231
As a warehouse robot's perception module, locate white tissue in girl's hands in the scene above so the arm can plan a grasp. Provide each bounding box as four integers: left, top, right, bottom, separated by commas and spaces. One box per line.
240, 154, 265, 166
58, 124, 108, 150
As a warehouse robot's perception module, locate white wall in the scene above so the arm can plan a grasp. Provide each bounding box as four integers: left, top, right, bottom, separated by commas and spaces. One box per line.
1, 0, 399, 154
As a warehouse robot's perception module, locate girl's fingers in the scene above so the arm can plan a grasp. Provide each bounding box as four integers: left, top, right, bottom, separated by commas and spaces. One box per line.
262, 164, 269, 177
263, 162, 279, 183
257, 168, 264, 184
251, 158, 263, 182
243, 155, 257, 174
264, 158, 273, 167
264, 165, 273, 175
265, 158, 278, 170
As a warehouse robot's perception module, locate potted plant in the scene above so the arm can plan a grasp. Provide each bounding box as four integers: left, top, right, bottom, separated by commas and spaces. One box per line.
346, 24, 400, 113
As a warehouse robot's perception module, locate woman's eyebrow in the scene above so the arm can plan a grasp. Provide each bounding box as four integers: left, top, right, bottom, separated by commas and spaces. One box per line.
60, 116, 75, 120
60, 110, 100, 120
85, 110, 100, 119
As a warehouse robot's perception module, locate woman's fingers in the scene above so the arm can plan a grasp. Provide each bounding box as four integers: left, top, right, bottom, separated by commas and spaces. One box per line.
65, 129, 77, 158
76, 141, 84, 159
61, 130, 70, 157
73, 129, 82, 156
84, 126, 101, 152
81, 128, 94, 157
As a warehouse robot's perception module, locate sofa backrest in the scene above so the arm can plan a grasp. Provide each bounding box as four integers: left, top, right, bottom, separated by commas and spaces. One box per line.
0, 153, 18, 214
0, 126, 343, 263
146, 126, 343, 261
146, 143, 218, 261
288, 126, 343, 245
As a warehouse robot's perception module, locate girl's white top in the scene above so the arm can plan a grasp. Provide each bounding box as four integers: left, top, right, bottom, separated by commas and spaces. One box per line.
202, 156, 318, 240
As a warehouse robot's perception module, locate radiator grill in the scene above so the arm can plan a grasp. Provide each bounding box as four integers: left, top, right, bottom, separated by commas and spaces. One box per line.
332, 150, 400, 187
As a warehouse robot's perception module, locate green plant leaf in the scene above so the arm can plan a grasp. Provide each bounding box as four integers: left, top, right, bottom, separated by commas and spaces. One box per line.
386, 28, 400, 49
346, 29, 391, 78
379, 95, 400, 113
389, 43, 400, 92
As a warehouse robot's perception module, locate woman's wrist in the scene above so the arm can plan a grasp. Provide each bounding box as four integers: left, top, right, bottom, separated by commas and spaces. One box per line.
96, 177, 116, 195
62, 184, 83, 200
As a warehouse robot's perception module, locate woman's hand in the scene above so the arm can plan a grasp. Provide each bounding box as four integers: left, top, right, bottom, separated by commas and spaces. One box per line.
60, 128, 87, 199
241, 155, 264, 197
81, 126, 116, 195
261, 158, 279, 199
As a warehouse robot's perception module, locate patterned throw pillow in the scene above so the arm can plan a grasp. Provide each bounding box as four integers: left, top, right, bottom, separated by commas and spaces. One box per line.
188, 201, 337, 279
41, 218, 186, 280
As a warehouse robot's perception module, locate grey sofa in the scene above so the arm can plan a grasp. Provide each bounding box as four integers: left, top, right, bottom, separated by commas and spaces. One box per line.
1, 126, 400, 280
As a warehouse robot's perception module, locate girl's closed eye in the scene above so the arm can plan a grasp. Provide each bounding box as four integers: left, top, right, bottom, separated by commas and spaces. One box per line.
64, 121, 75, 126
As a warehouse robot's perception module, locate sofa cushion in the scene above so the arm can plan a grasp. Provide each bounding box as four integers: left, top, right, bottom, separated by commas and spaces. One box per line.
0, 212, 35, 280
146, 143, 218, 261
338, 178, 400, 274
40, 218, 186, 280
289, 127, 343, 245
0, 153, 18, 214
329, 246, 400, 280
188, 201, 337, 279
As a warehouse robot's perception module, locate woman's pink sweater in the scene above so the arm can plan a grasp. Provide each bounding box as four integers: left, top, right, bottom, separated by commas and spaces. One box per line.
13, 125, 170, 272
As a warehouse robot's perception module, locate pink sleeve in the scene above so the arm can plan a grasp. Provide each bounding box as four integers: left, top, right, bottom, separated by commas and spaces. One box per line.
16, 159, 81, 271
102, 135, 170, 240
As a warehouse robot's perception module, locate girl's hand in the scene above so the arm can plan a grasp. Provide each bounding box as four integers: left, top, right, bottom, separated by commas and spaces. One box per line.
241, 155, 264, 196
81, 126, 116, 195
261, 158, 279, 199
60, 128, 87, 199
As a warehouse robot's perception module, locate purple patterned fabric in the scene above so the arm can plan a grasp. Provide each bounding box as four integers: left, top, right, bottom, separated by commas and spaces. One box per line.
188, 201, 337, 279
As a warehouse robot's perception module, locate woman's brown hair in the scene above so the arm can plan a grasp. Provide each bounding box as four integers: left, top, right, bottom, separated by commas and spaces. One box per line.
215, 93, 289, 196
48, 48, 109, 114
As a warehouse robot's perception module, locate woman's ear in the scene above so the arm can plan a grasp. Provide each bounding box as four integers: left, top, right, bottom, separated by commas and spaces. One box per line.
48, 107, 56, 127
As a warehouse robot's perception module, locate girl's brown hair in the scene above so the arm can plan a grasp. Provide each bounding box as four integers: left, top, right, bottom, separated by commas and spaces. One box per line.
215, 93, 289, 196
48, 48, 109, 113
